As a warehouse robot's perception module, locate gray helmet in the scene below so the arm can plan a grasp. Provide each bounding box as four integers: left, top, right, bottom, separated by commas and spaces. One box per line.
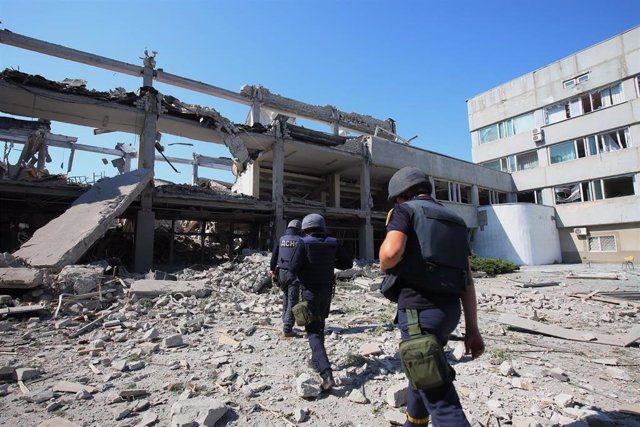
302, 213, 326, 231
387, 167, 430, 200
287, 219, 302, 230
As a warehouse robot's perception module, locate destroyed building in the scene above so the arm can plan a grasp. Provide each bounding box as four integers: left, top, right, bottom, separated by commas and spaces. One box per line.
0, 27, 638, 275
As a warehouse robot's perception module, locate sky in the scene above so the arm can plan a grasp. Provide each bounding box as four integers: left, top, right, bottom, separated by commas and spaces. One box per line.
1, 0, 639, 184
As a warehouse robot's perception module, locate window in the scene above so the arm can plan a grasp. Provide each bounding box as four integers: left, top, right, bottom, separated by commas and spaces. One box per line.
517, 189, 543, 204
434, 180, 472, 204
550, 141, 577, 164
479, 124, 500, 144
563, 73, 590, 88
478, 188, 506, 205
544, 82, 624, 124
481, 151, 539, 173
478, 112, 535, 144
516, 151, 538, 171
434, 180, 449, 201
554, 175, 635, 205
549, 128, 630, 165
588, 235, 616, 252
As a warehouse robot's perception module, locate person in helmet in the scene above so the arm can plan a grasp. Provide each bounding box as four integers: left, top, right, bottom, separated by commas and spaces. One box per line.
379, 166, 484, 427
270, 219, 303, 337
288, 213, 353, 391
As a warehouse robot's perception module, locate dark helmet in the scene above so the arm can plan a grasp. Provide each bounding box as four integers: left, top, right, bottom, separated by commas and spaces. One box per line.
302, 213, 326, 231
387, 167, 430, 200
287, 219, 302, 230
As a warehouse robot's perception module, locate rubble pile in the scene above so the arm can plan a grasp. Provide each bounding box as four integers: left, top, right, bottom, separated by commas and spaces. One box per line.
0, 259, 639, 426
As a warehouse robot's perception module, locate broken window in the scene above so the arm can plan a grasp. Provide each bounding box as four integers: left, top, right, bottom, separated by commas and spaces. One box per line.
550, 128, 629, 164
597, 129, 628, 152
544, 82, 624, 124
602, 175, 635, 198
555, 183, 581, 204
588, 235, 616, 252
555, 175, 635, 205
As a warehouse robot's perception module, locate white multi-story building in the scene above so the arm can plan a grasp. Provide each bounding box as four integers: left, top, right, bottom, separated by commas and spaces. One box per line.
467, 26, 640, 264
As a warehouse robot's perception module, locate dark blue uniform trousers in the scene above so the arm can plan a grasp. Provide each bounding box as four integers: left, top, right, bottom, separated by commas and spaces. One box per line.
278, 269, 299, 332
302, 286, 332, 375
397, 304, 470, 427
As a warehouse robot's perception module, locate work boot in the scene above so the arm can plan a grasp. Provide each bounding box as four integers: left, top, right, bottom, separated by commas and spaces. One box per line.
282, 329, 299, 338
320, 370, 336, 391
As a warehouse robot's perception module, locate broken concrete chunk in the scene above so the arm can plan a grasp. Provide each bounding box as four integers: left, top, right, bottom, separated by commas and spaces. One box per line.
385, 383, 408, 408
358, 342, 381, 357
451, 341, 466, 362
295, 373, 321, 398
384, 409, 407, 425
130, 279, 210, 298
0, 366, 15, 381
164, 334, 184, 348
127, 360, 145, 371
75, 389, 92, 400
169, 397, 228, 427
143, 327, 159, 341
28, 388, 55, 403
0, 267, 45, 289
53, 381, 96, 394
499, 361, 517, 377
605, 367, 632, 381
56, 264, 105, 295
15, 367, 40, 381
554, 393, 574, 408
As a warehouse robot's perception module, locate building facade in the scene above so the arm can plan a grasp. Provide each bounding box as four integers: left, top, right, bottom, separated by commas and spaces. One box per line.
468, 26, 640, 263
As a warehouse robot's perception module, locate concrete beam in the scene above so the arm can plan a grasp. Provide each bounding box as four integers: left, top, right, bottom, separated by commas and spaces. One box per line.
0, 29, 142, 77
13, 168, 153, 269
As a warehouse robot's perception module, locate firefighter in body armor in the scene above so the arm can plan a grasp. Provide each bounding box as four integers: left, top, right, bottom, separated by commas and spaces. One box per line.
379, 167, 484, 427
270, 219, 303, 337
289, 213, 353, 391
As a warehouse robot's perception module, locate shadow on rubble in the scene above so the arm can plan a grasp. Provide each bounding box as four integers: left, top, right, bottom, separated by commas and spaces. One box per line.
562, 410, 640, 426
326, 324, 387, 335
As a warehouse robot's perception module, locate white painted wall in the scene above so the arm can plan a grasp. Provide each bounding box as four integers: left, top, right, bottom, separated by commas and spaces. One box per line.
472, 204, 561, 265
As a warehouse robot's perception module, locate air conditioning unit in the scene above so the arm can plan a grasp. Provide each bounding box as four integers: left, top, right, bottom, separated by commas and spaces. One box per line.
532, 127, 544, 143
574, 227, 588, 236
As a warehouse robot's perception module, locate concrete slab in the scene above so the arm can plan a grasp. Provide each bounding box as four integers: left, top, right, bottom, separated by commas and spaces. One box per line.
130, 279, 210, 298
0, 268, 45, 289
13, 169, 153, 268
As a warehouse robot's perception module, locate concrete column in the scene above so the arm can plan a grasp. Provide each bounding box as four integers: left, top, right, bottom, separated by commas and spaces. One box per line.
250, 102, 262, 126
328, 173, 341, 208
134, 189, 154, 273
471, 184, 480, 206
134, 53, 157, 273
359, 146, 374, 261
272, 134, 286, 240
37, 145, 47, 172
192, 154, 199, 185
